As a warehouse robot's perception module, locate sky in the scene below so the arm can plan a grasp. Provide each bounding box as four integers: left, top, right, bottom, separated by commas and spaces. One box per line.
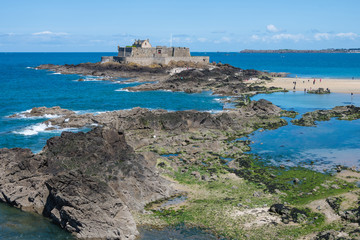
1, 0, 359, 52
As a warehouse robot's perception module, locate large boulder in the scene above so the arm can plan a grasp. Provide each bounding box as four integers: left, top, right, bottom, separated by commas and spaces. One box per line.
0, 127, 174, 239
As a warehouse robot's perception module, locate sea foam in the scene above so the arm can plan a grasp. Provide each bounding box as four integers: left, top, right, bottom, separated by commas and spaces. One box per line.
13, 122, 81, 136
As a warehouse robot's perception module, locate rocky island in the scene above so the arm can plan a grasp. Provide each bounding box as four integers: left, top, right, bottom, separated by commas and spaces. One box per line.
2, 47, 360, 240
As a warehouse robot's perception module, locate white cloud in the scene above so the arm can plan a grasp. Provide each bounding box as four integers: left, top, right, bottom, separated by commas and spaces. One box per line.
251, 33, 305, 42
271, 34, 305, 42
314, 32, 358, 41
251, 34, 261, 41
335, 32, 358, 40
267, 24, 279, 33
314, 33, 331, 41
32, 31, 68, 36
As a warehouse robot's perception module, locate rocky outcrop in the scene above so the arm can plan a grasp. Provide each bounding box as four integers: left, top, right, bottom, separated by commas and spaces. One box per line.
8, 106, 75, 118
269, 204, 310, 224
36, 100, 285, 134
36, 62, 169, 82
292, 105, 360, 126
0, 127, 175, 239
37, 62, 277, 96
124, 64, 265, 95
307, 88, 331, 94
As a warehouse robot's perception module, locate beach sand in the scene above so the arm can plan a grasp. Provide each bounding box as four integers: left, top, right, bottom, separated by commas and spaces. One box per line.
250, 77, 360, 94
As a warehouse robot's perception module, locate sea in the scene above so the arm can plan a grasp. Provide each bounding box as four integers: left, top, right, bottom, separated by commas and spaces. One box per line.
0, 52, 360, 239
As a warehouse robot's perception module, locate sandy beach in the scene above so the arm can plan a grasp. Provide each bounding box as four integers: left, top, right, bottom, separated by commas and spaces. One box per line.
253, 77, 360, 94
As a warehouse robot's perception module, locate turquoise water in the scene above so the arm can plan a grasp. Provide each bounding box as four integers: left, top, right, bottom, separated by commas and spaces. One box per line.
0, 52, 360, 239
249, 91, 360, 171
194, 52, 360, 78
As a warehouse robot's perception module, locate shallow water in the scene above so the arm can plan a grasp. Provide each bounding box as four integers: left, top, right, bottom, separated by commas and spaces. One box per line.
249, 91, 360, 171
0, 204, 74, 240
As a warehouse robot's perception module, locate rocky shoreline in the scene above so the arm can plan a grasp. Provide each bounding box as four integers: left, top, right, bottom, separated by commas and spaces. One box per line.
2, 62, 360, 239
292, 105, 360, 126
36, 62, 284, 96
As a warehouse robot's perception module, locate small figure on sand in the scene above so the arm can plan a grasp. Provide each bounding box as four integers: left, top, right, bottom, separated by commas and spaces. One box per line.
313, 79, 316, 85
304, 88, 306, 92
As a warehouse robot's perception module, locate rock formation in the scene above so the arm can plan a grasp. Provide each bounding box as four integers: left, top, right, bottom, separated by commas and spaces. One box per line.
0, 127, 175, 239
291, 105, 360, 126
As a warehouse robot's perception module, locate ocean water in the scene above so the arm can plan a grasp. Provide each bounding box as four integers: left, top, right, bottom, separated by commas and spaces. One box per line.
0, 52, 359, 239
194, 52, 360, 78
0, 53, 225, 152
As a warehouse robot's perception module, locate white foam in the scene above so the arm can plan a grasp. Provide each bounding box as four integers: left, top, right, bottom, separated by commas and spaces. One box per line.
13, 122, 81, 136
10, 109, 63, 119
13, 122, 53, 136
115, 88, 131, 92
26, 67, 33, 69
51, 72, 62, 75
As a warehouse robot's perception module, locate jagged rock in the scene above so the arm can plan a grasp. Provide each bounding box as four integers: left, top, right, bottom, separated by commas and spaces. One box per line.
307, 88, 331, 94
8, 106, 75, 118
0, 127, 175, 239
269, 204, 308, 224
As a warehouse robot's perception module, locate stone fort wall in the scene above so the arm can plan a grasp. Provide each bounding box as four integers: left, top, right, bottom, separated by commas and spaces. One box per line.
101, 56, 209, 65
103, 45, 208, 65
118, 47, 190, 58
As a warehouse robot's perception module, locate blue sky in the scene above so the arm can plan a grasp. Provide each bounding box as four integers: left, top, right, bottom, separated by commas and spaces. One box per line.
1, 0, 359, 52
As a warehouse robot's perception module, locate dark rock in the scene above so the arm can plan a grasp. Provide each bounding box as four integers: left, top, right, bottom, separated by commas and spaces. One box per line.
292, 105, 360, 126
269, 204, 309, 224
0, 127, 174, 239
313, 230, 350, 240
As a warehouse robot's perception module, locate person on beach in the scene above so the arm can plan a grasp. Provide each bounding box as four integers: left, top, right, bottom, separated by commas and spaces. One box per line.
304, 88, 306, 92
313, 79, 316, 85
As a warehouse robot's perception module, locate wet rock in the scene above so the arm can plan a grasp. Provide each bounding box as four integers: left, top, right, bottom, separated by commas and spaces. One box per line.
292, 105, 360, 126
8, 106, 75, 118
307, 88, 331, 94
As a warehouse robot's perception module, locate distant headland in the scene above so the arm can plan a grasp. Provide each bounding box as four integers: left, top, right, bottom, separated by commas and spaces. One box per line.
240, 48, 360, 53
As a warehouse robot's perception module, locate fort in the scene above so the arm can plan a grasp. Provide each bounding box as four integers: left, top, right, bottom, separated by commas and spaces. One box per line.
101, 39, 209, 65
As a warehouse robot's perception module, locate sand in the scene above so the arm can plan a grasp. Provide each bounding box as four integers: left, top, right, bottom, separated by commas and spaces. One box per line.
251, 77, 360, 94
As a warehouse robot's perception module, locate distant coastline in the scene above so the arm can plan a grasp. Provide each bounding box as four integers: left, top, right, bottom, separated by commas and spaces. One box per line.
240, 48, 360, 53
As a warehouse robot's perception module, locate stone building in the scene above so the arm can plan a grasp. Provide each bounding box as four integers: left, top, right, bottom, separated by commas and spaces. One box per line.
101, 39, 209, 65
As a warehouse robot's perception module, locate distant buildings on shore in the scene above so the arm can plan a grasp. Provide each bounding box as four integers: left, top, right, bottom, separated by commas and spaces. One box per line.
102, 39, 209, 65
240, 48, 360, 53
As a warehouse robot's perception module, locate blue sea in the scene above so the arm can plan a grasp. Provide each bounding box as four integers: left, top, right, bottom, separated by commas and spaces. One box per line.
0, 52, 360, 239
